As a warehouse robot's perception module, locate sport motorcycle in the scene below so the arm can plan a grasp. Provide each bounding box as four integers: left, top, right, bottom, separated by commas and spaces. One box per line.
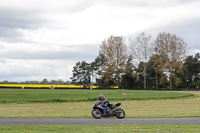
91, 100, 126, 119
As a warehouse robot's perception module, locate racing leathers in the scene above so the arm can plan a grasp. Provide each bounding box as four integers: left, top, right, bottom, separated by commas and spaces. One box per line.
99, 98, 112, 116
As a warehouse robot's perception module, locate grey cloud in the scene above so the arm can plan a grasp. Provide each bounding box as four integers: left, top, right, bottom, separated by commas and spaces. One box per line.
0, 6, 50, 41
65, 0, 94, 13
0, 43, 99, 60
0, 1, 93, 41
149, 18, 200, 55
0, 58, 6, 64
177, 0, 200, 3
0, 43, 5, 49
0, 27, 22, 40
104, 0, 200, 8
0, 6, 46, 28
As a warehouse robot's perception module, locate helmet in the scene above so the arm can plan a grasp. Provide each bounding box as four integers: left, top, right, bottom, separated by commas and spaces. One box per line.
98, 94, 104, 101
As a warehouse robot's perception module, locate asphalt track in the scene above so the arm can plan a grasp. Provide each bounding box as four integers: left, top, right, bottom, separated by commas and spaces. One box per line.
0, 118, 200, 126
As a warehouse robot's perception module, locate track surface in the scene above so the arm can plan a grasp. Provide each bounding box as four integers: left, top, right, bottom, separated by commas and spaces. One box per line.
0, 118, 200, 126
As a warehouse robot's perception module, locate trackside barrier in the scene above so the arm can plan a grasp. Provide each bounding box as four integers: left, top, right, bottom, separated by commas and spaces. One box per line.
0, 84, 119, 89
0, 84, 83, 89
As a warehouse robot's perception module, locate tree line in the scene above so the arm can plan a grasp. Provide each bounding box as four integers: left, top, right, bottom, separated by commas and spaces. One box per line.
71, 32, 200, 89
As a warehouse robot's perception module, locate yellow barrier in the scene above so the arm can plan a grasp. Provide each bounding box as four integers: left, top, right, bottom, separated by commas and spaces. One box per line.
110, 85, 119, 88
0, 84, 83, 89
0, 84, 118, 89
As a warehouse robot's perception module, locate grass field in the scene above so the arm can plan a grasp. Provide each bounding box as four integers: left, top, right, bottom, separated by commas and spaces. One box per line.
0, 89, 200, 132
0, 89, 199, 118
0, 89, 195, 104
0, 125, 200, 133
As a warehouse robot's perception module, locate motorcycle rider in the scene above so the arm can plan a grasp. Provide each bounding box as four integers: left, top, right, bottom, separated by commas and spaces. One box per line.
98, 94, 112, 116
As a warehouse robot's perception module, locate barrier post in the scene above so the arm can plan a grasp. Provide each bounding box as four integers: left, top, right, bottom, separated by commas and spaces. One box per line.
90, 85, 93, 90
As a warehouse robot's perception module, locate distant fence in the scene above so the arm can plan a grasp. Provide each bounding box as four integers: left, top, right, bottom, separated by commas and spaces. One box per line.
0, 84, 118, 89
0, 84, 199, 91
0, 84, 84, 89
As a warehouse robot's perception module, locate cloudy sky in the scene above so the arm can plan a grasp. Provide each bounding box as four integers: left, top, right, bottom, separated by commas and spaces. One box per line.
0, 0, 200, 82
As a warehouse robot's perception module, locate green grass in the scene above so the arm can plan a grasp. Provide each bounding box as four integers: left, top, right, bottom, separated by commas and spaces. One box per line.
1, 96, 200, 118
0, 125, 200, 133
0, 89, 196, 104
0, 89, 199, 118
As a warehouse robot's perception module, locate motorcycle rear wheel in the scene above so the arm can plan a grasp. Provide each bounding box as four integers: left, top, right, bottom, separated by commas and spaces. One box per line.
91, 109, 102, 119
115, 108, 126, 119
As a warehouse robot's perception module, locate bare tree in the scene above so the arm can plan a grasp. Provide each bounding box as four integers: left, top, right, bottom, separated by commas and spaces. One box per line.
99, 35, 128, 86
154, 32, 187, 89
129, 32, 154, 89
152, 54, 166, 89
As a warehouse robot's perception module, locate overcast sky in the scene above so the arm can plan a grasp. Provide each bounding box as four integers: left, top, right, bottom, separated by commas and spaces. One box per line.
0, 0, 200, 82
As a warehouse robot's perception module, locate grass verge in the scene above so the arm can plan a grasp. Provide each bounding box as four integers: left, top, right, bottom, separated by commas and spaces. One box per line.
0, 92, 200, 118
0, 89, 196, 104
0, 125, 200, 133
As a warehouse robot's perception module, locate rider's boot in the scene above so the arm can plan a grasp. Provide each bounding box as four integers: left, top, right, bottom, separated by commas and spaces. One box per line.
102, 109, 106, 116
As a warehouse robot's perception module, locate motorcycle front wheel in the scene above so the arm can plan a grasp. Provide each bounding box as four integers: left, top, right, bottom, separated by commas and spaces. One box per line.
115, 108, 126, 119
91, 109, 102, 119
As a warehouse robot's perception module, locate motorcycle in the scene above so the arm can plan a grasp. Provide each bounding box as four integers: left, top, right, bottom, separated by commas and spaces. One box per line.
91, 100, 126, 119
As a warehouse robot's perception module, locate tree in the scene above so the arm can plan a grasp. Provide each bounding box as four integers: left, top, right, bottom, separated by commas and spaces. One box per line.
70, 61, 90, 84
146, 56, 156, 89
41, 79, 48, 84
91, 56, 105, 86
99, 35, 128, 87
152, 54, 165, 89
154, 32, 187, 89
184, 52, 200, 88
121, 55, 136, 88
88, 56, 105, 86
129, 32, 155, 89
